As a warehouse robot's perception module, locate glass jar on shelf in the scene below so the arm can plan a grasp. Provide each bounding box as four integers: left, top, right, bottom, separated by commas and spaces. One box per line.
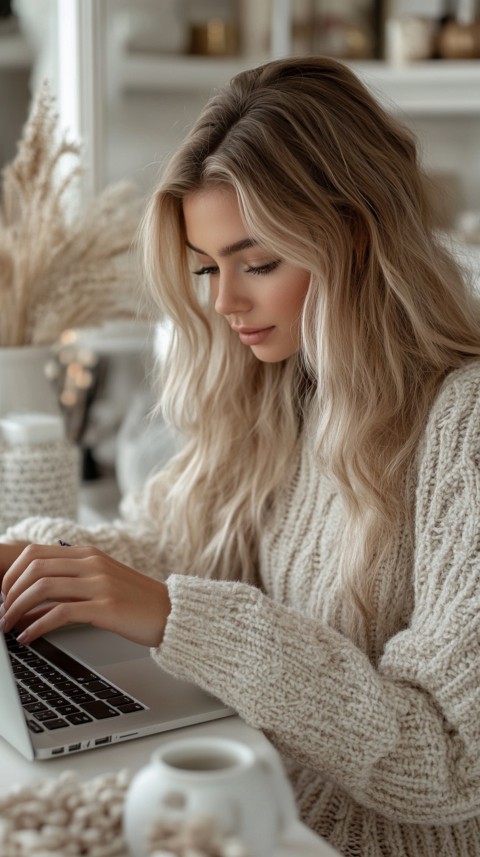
311, 0, 376, 60
182, 0, 240, 57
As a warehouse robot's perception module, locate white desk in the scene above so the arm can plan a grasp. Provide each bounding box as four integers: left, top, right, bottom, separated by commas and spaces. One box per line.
0, 714, 339, 856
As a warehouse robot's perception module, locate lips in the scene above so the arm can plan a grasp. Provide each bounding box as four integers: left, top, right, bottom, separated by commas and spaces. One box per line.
233, 326, 275, 346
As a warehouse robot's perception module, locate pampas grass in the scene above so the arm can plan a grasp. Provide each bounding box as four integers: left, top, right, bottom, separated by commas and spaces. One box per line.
0, 80, 142, 346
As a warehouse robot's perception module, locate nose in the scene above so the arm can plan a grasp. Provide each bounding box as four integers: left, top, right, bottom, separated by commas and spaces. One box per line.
213, 273, 251, 317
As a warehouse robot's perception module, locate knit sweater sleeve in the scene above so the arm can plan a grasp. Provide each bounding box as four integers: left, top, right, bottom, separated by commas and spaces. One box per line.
1, 487, 167, 578
153, 364, 480, 826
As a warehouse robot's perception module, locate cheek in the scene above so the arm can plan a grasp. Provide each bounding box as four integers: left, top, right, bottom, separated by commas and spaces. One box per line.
276, 275, 310, 319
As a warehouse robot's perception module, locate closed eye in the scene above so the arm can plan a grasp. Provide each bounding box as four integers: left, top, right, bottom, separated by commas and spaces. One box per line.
245, 261, 281, 276
192, 265, 219, 277
192, 260, 281, 277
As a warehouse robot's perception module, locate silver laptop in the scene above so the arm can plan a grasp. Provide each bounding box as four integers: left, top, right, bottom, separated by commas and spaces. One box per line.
0, 626, 234, 760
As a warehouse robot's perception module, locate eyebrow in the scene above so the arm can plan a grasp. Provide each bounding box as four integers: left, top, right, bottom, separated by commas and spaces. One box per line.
185, 237, 258, 258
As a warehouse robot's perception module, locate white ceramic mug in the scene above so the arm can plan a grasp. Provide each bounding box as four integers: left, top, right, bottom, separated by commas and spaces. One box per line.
123, 736, 298, 857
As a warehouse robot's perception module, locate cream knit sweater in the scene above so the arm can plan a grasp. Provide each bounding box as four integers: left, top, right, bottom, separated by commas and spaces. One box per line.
3, 361, 480, 857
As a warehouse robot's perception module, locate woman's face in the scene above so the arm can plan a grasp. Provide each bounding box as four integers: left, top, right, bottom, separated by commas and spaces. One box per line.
182, 186, 310, 363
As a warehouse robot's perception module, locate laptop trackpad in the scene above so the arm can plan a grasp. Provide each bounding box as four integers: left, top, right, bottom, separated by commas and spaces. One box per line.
47, 626, 148, 668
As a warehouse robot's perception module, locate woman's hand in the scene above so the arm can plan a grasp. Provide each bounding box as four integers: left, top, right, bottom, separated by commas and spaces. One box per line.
0, 543, 171, 648
0, 542, 29, 580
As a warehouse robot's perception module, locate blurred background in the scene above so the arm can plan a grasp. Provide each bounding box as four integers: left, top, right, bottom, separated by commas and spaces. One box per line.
3, 1, 480, 216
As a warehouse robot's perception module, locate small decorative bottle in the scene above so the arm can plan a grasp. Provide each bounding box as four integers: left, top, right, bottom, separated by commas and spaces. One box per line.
435, 0, 480, 59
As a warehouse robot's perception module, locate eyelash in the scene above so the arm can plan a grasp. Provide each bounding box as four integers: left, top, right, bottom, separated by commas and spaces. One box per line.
192, 266, 218, 277
193, 261, 281, 277
246, 261, 280, 276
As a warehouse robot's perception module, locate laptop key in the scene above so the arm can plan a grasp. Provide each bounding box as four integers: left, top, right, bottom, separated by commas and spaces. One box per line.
44, 718, 68, 730
23, 657, 44, 669
95, 687, 128, 700
24, 680, 51, 694
5, 634, 20, 651
24, 701, 50, 714
82, 680, 113, 693
27, 719, 44, 733
37, 689, 63, 702
104, 695, 136, 707
35, 662, 60, 675
35, 709, 62, 722
66, 692, 95, 705
14, 649, 37, 661
79, 701, 119, 719
66, 712, 93, 725
57, 680, 83, 693
19, 691, 37, 705
55, 704, 81, 716
47, 695, 70, 708
13, 667, 36, 682
117, 702, 145, 713
35, 666, 65, 681
12, 666, 34, 680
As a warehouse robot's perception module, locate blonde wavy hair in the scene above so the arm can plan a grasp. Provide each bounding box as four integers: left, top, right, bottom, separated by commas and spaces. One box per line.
140, 57, 480, 619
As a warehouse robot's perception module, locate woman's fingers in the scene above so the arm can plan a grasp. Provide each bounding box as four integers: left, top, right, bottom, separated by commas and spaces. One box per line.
16, 600, 100, 645
1, 575, 96, 635
12, 603, 59, 632
2, 556, 96, 613
0, 542, 29, 580
1, 543, 93, 599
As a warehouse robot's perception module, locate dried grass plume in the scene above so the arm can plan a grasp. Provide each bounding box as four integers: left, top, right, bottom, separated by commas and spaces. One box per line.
0, 80, 142, 346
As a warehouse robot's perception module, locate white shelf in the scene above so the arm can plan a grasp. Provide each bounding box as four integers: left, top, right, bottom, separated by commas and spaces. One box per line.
119, 53, 480, 115
351, 60, 480, 115
3, 27, 480, 116
0, 32, 32, 69
120, 52, 264, 93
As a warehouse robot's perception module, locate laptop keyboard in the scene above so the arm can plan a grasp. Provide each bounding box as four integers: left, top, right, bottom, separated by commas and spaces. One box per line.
5, 631, 146, 734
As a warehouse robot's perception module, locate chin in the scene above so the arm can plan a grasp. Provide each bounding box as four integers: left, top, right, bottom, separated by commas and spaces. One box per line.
251, 347, 298, 363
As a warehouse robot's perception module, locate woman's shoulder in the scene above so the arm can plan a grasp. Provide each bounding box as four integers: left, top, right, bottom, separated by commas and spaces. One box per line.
422, 359, 480, 460
433, 359, 480, 413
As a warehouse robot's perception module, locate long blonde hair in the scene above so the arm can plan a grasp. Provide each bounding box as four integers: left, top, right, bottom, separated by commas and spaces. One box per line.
141, 57, 480, 617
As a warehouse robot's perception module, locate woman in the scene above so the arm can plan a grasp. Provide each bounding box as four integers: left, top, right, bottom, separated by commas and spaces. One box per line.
1, 57, 480, 855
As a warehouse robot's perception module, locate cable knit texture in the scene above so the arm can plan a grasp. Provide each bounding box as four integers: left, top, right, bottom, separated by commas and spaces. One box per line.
0, 439, 79, 533
4, 361, 480, 856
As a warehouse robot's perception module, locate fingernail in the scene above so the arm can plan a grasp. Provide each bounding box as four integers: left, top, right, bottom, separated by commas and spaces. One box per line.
16, 631, 28, 645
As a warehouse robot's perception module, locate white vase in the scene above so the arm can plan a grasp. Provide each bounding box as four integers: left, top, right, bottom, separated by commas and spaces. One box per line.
123, 736, 298, 857
0, 346, 59, 417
